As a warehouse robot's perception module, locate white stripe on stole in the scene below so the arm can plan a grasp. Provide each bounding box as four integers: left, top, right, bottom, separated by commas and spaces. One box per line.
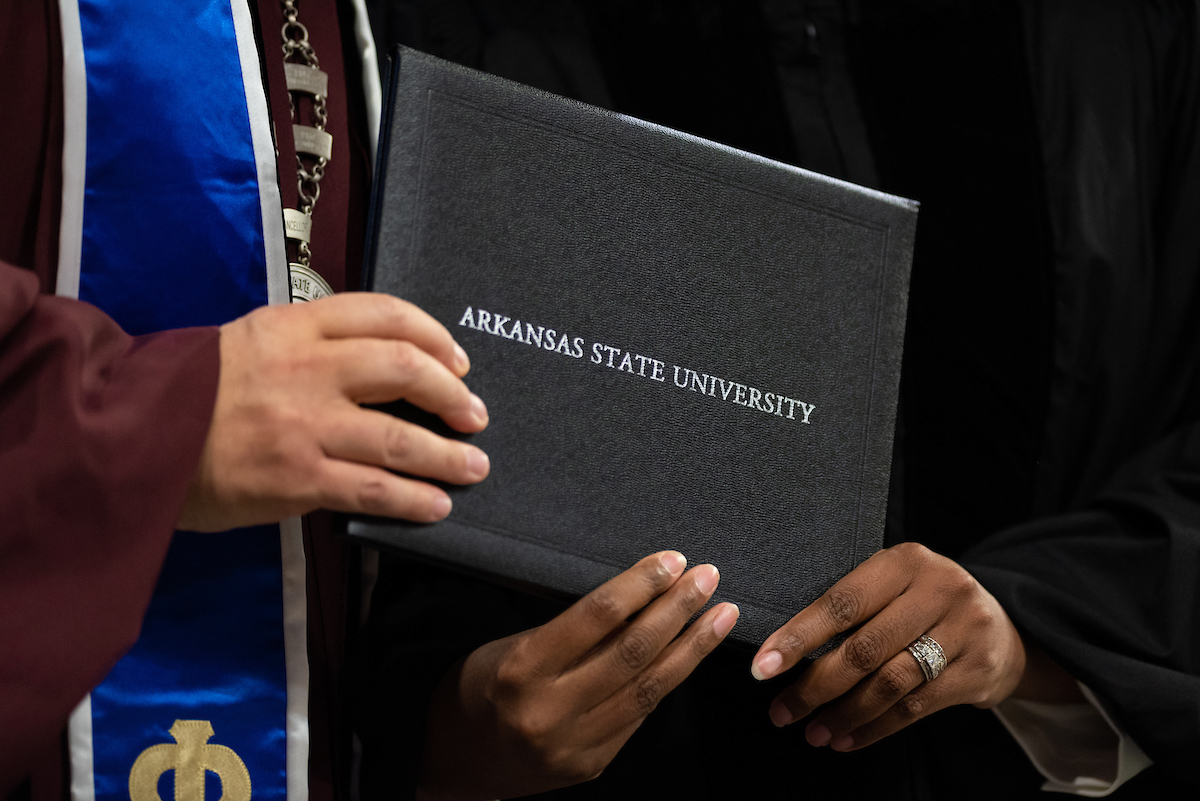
279, 517, 311, 801
229, 0, 291, 308
227, 3, 312, 798
349, 0, 383, 160
67, 697, 96, 801
57, 0, 86, 300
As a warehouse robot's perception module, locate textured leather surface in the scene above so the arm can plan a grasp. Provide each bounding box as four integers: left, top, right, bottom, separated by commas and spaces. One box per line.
350, 46, 916, 646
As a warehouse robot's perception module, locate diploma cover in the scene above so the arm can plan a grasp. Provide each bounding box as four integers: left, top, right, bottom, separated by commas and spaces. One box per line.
348, 47, 917, 646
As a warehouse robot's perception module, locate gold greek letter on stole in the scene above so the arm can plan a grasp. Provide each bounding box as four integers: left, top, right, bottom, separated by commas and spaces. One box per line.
128, 720, 252, 801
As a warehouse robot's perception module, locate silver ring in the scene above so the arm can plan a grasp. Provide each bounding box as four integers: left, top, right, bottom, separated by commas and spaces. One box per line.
906, 635, 947, 682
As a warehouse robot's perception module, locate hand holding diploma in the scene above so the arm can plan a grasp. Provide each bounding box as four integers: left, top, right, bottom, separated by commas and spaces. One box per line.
177, 293, 491, 531
417, 551, 740, 801
748, 542, 1047, 751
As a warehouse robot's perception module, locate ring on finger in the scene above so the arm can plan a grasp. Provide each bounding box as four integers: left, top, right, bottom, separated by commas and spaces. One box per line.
906, 635, 947, 682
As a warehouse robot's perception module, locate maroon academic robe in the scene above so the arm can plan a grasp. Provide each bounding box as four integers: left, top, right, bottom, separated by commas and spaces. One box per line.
0, 0, 371, 797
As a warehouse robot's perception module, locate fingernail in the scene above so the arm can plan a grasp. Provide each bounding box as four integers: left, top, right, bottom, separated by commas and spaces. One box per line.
768, 700, 793, 728
454, 344, 470, 374
830, 735, 854, 752
465, 447, 489, 480
470, 393, 488, 424
659, 551, 687, 576
693, 564, 719, 595
751, 650, 783, 681
430, 494, 452, 520
806, 723, 832, 747
712, 603, 739, 638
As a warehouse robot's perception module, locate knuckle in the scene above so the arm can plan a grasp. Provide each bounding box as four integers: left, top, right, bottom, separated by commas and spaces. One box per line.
891, 541, 936, 574
382, 294, 412, 321
492, 660, 522, 695
944, 565, 979, 598
581, 589, 623, 629
894, 692, 927, 721
284, 462, 324, 507
249, 396, 306, 440
507, 707, 554, 753
616, 628, 656, 673
775, 630, 808, 660
875, 661, 913, 699
247, 302, 288, 335
970, 644, 1000, 677
354, 477, 391, 513
640, 560, 671, 594
629, 671, 666, 717
380, 422, 413, 464
823, 586, 864, 629
369, 294, 411, 329
969, 597, 1003, 631
237, 408, 305, 471
390, 340, 421, 374
891, 541, 930, 562
841, 630, 887, 674
492, 648, 531, 696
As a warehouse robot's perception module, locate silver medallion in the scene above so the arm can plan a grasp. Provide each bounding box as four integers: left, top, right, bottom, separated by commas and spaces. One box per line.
288, 262, 334, 303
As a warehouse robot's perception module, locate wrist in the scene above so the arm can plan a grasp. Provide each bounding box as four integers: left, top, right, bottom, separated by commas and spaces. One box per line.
1011, 636, 1084, 703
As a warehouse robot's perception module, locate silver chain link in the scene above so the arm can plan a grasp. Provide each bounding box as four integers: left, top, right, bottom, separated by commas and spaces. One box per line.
282, 0, 327, 268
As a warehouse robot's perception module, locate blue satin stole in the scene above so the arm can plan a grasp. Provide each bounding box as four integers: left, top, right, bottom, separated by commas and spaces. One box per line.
70, 2, 294, 800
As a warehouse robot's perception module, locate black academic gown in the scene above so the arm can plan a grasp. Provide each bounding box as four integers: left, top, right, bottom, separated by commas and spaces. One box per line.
353, 1, 1200, 797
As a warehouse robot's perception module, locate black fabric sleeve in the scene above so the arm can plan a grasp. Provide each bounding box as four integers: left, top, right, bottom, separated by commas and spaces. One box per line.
964, 422, 1200, 789
963, 5, 1200, 789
